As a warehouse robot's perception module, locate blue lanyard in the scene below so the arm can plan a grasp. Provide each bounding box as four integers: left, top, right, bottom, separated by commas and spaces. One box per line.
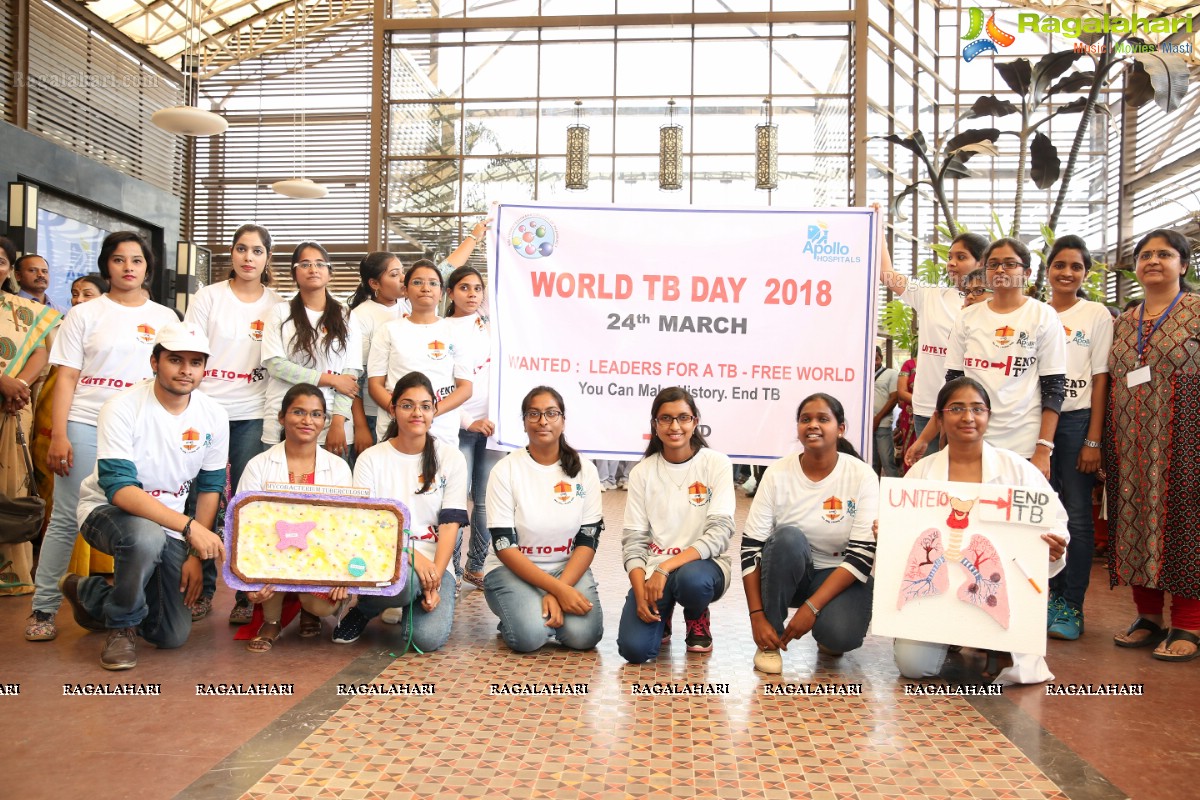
1136, 291, 1183, 362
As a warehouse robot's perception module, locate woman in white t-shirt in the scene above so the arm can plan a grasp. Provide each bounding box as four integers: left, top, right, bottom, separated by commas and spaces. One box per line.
483, 386, 603, 652
740, 393, 879, 675
237, 384, 353, 652
880, 231, 989, 464
27, 232, 180, 642
617, 387, 735, 663
260, 242, 361, 455
1044, 235, 1112, 641
347, 252, 407, 459
184, 223, 283, 623
331, 372, 468, 652
445, 265, 503, 588
944, 237, 1067, 476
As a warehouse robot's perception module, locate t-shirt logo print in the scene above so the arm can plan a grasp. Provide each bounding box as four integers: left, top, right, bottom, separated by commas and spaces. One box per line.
822, 496, 845, 523
687, 481, 712, 507
136, 323, 157, 344
553, 480, 575, 505
993, 325, 1016, 348
181, 427, 202, 453
427, 340, 447, 360
249, 320, 265, 341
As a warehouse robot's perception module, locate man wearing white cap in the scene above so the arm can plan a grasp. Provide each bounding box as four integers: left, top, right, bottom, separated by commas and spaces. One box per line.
60, 321, 229, 670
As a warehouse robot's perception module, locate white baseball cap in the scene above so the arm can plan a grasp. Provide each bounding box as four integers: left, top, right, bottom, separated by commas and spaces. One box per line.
154, 321, 212, 355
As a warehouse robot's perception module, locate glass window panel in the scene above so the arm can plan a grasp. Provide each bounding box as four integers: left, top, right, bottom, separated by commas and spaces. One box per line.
617, 0, 691, 13
693, 24, 769, 39
771, 36, 850, 95
540, 42, 615, 97
541, 26, 616, 41
463, 101, 539, 156
613, 155, 688, 204
537, 156, 615, 201
540, 0, 616, 13
391, 45, 461, 98
390, 102, 462, 157
691, 98, 765, 154
385, 215, 462, 262
694, 40, 768, 95
694, 0, 772, 13
538, 99, 614, 156
614, 98, 687, 155
616, 41, 691, 96
464, 0, 539, 16
464, 29, 540, 43
617, 25, 690, 40
388, 159, 460, 214
769, 154, 850, 207
463, 156, 537, 211
690, 155, 767, 206
772, 0, 850, 10
463, 42, 538, 97
771, 96, 821, 153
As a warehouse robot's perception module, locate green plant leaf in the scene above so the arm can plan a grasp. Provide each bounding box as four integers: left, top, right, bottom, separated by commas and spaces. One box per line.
875, 133, 930, 159
1032, 50, 1086, 103
890, 181, 928, 222
881, 299, 916, 354
1040, 223, 1056, 248
1047, 70, 1096, 96
1030, 132, 1061, 189
1123, 61, 1156, 108
962, 95, 1018, 119
995, 58, 1033, 96
944, 128, 1001, 154
1130, 51, 1191, 113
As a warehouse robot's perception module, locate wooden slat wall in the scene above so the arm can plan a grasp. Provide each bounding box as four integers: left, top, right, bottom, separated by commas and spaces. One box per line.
24, 0, 184, 195
0, 0, 17, 125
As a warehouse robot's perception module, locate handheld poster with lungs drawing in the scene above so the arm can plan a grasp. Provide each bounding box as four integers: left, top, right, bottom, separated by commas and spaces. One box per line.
872, 477, 1053, 656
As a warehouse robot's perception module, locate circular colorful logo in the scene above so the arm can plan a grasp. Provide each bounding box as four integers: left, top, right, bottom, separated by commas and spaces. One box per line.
510, 216, 557, 259
347, 557, 367, 577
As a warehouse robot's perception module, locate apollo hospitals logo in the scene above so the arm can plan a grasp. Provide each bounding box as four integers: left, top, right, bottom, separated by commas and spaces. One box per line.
961, 7, 1015, 62
802, 222, 861, 264
688, 481, 712, 507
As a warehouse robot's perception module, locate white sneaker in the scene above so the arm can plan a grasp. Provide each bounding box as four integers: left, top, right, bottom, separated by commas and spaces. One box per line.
742, 475, 758, 496
753, 647, 783, 674
380, 607, 403, 624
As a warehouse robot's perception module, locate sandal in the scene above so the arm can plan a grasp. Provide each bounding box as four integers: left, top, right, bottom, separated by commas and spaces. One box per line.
247, 621, 281, 653
463, 570, 486, 590
1152, 629, 1200, 663
189, 595, 213, 621
299, 610, 322, 638
1114, 617, 1167, 648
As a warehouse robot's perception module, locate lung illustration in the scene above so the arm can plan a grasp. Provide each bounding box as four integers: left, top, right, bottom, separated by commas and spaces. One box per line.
897, 526, 1010, 629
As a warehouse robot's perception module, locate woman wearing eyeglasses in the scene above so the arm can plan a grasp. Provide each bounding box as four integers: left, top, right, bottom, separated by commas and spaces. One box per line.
482, 386, 603, 652
260, 242, 361, 459
1108, 229, 1200, 663
944, 238, 1067, 479
331, 372, 467, 650
617, 387, 735, 663
236, 384, 353, 652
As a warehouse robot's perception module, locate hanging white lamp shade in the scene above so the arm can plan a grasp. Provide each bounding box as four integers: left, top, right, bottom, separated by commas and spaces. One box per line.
151, 105, 228, 136
271, 178, 329, 199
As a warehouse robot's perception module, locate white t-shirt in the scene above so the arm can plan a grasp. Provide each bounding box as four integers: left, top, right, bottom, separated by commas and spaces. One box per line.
349, 298, 405, 420
445, 312, 492, 428
260, 302, 362, 445
873, 366, 899, 424
48, 295, 181, 426
352, 438, 468, 562
1056, 299, 1113, 414
237, 441, 354, 493
624, 447, 736, 587
77, 381, 230, 540
945, 298, 1067, 457
482, 449, 602, 576
184, 281, 283, 421
899, 284, 962, 417
367, 317, 472, 445
741, 453, 879, 580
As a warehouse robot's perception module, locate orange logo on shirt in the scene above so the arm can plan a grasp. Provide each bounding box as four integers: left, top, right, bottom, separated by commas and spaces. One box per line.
181, 427, 201, 453
993, 325, 1015, 348
688, 481, 712, 507
249, 320, 265, 341
136, 324, 157, 344
427, 340, 447, 361
553, 480, 575, 505
822, 496, 845, 523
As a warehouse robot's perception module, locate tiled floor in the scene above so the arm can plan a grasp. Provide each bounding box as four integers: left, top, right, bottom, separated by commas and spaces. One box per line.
3, 489, 1196, 800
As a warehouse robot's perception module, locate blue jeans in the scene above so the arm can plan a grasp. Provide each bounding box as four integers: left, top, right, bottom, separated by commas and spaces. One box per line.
617, 559, 725, 663
913, 414, 940, 457
1049, 409, 1096, 610
759, 526, 873, 654
874, 425, 899, 478
459, 428, 504, 574
484, 564, 603, 652
203, 418, 264, 598
355, 569, 456, 652
32, 421, 97, 614
76, 504, 191, 647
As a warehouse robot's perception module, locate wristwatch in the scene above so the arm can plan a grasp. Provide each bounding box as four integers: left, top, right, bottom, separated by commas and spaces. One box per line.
1082, 439, 1101, 448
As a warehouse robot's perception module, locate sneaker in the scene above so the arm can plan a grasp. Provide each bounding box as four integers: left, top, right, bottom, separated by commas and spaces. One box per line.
1046, 595, 1067, 628
742, 475, 758, 497
332, 608, 370, 644
24, 611, 57, 641
228, 601, 254, 626
1049, 605, 1084, 641
753, 647, 783, 674
660, 617, 672, 645
59, 573, 105, 632
684, 609, 713, 653
380, 607, 403, 625
616, 478, 628, 491
189, 594, 213, 622
101, 628, 138, 671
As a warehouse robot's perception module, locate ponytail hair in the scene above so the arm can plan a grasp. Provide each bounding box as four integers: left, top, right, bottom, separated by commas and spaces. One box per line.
643, 387, 709, 459
796, 392, 862, 461
287, 241, 349, 362
445, 265, 485, 317
349, 251, 399, 309
384, 372, 440, 494
521, 386, 581, 478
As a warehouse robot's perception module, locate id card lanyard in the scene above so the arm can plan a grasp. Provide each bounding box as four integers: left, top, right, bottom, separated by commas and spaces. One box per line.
1130, 291, 1183, 387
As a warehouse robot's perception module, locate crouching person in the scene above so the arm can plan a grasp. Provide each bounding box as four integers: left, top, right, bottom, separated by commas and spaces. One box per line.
61, 322, 229, 670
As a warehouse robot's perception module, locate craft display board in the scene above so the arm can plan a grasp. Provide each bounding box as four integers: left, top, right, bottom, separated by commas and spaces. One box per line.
871, 477, 1053, 656
223, 490, 410, 596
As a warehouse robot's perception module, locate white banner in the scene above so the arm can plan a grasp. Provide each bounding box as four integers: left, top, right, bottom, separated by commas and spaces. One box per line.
487, 203, 880, 464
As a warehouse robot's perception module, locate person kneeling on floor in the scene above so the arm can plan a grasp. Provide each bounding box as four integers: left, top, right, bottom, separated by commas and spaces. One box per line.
61, 322, 229, 670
